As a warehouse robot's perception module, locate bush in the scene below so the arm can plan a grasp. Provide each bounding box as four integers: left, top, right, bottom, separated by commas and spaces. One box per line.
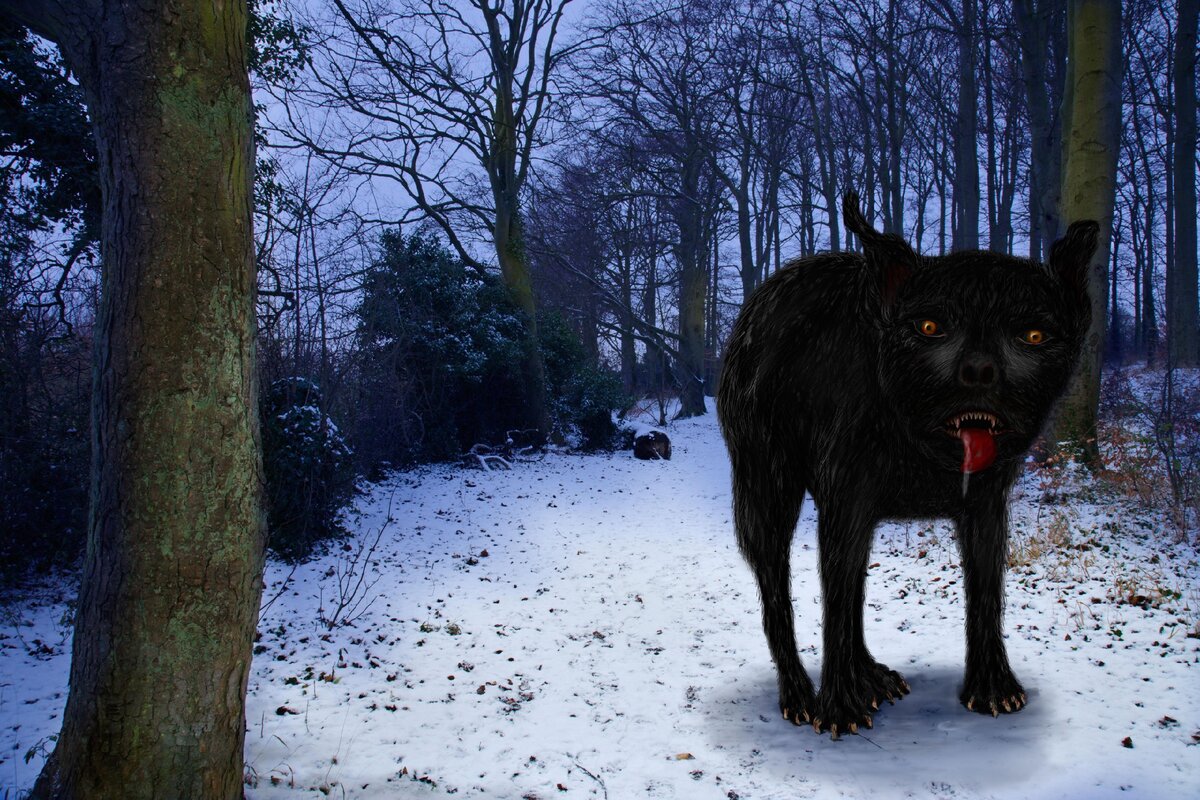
538, 310, 627, 450
351, 231, 627, 467
261, 376, 355, 561
352, 230, 529, 467
1099, 366, 1200, 537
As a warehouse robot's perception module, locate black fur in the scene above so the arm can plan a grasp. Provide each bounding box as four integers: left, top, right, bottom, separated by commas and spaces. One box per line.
717, 193, 1096, 738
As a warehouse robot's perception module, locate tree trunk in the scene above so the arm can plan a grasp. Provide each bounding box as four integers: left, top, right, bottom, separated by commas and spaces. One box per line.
1110, 215, 1123, 360
1049, 0, 1121, 464
619, 250, 636, 395
998, 69, 1021, 254
885, 0, 904, 239
706, 216, 721, 392
494, 207, 550, 435
953, 0, 980, 251
1, 1, 266, 797
643, 246, 664, 399
674, 152, 708, 419
983, 11, 1001, 252
1169, 0, 1199, 366
734, 153, 757, 301
490, 47, 549, 437
936, 131, 949, 255
1014, 0, 1066, 261
803, 67, 840, 251
1129, 77, 1160, 362
1143, 204, 1159, 363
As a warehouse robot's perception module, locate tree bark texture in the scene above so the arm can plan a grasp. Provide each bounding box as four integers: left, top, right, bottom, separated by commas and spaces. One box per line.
1051, 0, 1121, 462
1169, 0, 1199, 366
2, 1, 267, 797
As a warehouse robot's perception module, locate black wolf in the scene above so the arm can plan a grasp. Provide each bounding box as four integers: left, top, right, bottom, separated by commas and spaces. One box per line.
716, 193, 1096, 738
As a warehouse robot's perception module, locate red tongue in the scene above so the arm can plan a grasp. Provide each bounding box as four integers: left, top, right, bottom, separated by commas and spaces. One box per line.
960, 428, 996, 473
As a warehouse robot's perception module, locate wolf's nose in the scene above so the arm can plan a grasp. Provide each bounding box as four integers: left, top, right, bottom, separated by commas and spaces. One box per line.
958, 355, 997, 387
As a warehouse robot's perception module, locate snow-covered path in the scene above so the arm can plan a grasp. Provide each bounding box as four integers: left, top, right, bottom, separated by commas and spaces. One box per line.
3, 412, 1198, 798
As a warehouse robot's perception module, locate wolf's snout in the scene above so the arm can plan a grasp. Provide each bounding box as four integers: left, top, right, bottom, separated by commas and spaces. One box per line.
957, 354, 997, 388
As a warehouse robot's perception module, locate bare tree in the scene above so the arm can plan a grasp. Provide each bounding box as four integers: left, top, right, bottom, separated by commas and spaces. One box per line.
528, 132, 686, 401
980, 3, 1023, 254
1013, 0, 1068, 261
706, 0, 805, 298
1122, 0, 1173, 362
275, 0, 583, 434
255, 146, 370, 412
924, 0, 982, 250
580, 0, 729, 417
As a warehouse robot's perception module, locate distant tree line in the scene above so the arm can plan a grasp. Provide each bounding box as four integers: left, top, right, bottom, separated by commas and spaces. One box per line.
264, 0, 1195, 415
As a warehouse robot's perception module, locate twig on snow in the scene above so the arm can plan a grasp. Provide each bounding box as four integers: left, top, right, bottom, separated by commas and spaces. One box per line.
573, 761, 608, 799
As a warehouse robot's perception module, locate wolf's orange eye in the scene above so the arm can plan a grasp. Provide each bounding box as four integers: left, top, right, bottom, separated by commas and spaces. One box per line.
916, 319, 942, 337
1021, 330, 1046, 345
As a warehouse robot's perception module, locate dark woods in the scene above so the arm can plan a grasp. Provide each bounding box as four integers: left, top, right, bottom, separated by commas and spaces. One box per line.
2, 0, 1198, 576
0, 22, 97, 575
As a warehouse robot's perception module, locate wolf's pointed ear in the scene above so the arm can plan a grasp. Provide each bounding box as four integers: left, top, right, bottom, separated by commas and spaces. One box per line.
1049, 220, 1099, 297
843, 191, 918, 307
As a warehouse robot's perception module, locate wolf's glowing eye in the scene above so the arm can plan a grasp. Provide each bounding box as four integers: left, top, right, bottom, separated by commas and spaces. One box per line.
1021, 330, 1047, 345
916, 319, 943, 337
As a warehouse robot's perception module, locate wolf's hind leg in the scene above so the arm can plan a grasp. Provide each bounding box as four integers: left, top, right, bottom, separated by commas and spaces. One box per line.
732, 457, 813, 725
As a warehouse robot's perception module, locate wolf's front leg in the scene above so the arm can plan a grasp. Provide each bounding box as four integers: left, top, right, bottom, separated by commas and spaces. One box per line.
814, 497, 908, 739
957, 489, 1026, 716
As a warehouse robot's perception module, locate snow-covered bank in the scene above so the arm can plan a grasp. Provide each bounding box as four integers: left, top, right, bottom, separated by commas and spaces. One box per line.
3, 411, 1198, 798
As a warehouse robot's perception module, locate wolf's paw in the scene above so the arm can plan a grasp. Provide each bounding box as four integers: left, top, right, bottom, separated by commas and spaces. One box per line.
863, 661, 910, 709
778, 681, 817, 727
961, 668, 1027, 717
810, 688, 875, 740
810, 661, 908, 739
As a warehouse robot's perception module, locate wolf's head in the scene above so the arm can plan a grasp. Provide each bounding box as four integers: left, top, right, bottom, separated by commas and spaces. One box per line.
842, 193, 1095, 473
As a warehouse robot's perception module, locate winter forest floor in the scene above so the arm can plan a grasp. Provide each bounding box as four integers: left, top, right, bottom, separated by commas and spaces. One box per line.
2, 405, 1199, 799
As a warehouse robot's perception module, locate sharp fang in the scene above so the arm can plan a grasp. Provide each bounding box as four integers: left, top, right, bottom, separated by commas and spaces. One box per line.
949, 412, 999, 431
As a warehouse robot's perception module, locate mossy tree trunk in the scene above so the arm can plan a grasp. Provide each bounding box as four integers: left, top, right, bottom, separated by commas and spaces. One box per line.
1, 1, 266, 797
488, 21, 549, 437
494, 203, 550, 435
1049, 0, 1122, 464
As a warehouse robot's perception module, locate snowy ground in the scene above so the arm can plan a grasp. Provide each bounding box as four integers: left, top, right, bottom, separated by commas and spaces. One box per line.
3, 408, 1199, 799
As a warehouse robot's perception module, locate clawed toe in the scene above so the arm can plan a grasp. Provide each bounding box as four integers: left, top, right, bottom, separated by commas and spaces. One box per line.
805, 662, 908, 738
781, 706, 812, 726
810, 699, 877, 739
961, 672, 1027, 717
811, 712, 874, 738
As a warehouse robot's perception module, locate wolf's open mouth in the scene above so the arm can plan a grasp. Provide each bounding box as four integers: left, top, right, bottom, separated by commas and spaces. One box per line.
944, 411, 1003, 434
943, 411, 1003, 473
